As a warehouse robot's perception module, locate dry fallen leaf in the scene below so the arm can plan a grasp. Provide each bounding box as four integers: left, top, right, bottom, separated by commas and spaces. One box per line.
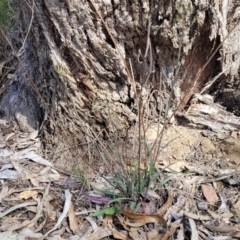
5, 132, 15, 141
107, 218, 128, 240
68, 201, 78, 233
122, 208, 167, 227
28, 130, 39, 140
17, 228, 43, 240
156, 160, 189, 173
234, 198, 240, 218
0, 181, 9, 201
46, 236, 65, 240
0, 148, 14, 157
146, 228, 159, 239
7, 184, 50, 232
43, 189, 72, 238
161, 221, 182, 240
0, 201, 37, 218
207, 209, 233, 220
157, 190, 172, 216
205, 224, 240, 233
43, 195, 56, 221
88, 226, 112, 240
234, 232, 240, 238
0, 169, 18, 180
18, 152, 54, 168
184, 211, 211, 221
116, 214, 130, 231
144, 189, 160, 200
201, 184, 219, 205
0, 217, 21, 231
85, 216, 98, 231
15, 190, 38, 200
129, 228, 147, 240
175, 223, 184, 240
188, 218, 198, 239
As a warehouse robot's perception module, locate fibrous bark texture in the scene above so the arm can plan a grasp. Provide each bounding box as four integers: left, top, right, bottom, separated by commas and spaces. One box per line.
0, 0, 240, 169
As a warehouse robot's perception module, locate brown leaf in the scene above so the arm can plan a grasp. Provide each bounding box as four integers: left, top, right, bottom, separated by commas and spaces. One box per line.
167, 160, 190, 173
102, 215, 113, 227
43, 195, 56, 221
161, 221, 182, 240
5, 132, 15, 141
146, 229, 158, 239
129, 228, 147, 240
107, 219, 128, 240
201, 184, 219, 205
88, 227, 112, 240
205, 224, 240, 232
157, 190, 172, 216
122, 208, 167, 227
68, 201, 78, 232
0, 182, 9, 201
0, 201, 37, 218
16, 190, 38, 200
0, 217, 22, 231
234, 199, 240, 218
234, 232, 240, 238
116, 214, 130, 231
207, 209, 233, 220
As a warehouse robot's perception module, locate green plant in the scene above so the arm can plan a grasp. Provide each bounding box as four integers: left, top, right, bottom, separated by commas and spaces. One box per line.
0, 0, 17, 42
85, 0, 179, 217
88, 123, 175, 217
0, 0, 9, 27
54, 64, 68, 77
90, 96, 106, 113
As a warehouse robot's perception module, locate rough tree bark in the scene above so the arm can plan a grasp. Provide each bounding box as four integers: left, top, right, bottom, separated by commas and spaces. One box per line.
0, 0, 240, 170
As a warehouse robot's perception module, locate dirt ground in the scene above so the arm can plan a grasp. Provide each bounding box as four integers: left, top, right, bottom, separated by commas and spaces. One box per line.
0, 120, 240, 239
146, 122, 240, 166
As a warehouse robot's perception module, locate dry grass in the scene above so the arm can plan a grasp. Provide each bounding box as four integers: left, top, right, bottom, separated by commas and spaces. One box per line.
82, 5, 180, 205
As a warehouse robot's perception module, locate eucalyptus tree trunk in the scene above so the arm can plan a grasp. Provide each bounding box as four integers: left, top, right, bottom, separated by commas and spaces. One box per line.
1, 0, 240, 169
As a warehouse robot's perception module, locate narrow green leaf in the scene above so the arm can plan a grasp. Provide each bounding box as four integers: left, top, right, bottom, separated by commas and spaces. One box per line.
135, 202, 142, 212
92, 188, 120, 197
91, 208, 108, 217
129, 201, 137, 210
154, 175, 175, 190
106, 197, 130, 205
92, 206, 121, 217
104, 206, 121, 215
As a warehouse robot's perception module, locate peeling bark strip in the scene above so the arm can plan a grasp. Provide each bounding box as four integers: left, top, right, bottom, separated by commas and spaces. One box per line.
186, 94, 240, 132
0, 0, 240, 166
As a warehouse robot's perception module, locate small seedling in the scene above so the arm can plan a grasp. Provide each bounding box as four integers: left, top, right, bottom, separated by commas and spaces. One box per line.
88, 159, 174, 217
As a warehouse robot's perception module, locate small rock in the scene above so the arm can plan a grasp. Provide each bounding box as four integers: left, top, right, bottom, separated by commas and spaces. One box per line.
198, 201, 208, 210
216, 132, 229, 140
